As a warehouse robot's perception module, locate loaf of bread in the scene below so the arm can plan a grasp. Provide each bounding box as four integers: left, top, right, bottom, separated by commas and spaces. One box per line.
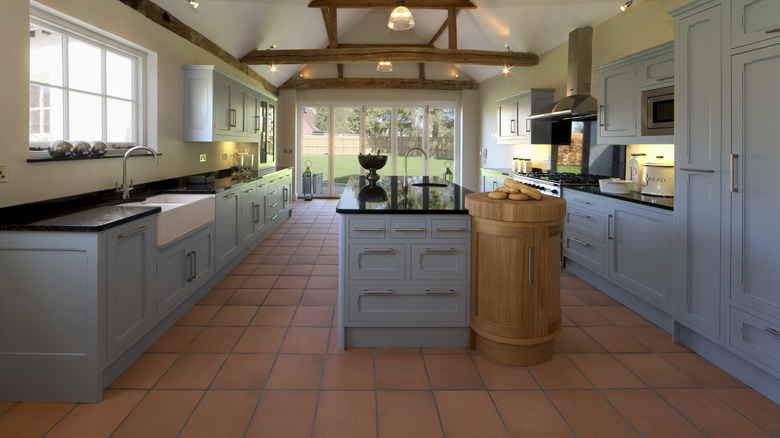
508, 193, 530, 201
488, 191, 509, 199
503, 178, 525, 189
520, 186, 543, 200
498, 186, 520, 194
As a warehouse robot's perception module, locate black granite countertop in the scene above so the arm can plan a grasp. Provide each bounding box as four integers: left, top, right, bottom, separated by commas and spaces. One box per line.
564, 185, 674, 211
0, 166, 292, 232
336, 175, 472, 214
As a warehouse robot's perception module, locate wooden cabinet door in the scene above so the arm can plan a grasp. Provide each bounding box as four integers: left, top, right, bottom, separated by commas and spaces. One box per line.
729, 43, 780, 318
673, 3, 724, 341
598, 64, 638, 140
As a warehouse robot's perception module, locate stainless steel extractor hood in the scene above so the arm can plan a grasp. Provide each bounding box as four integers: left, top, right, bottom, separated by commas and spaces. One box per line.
527, 27, 597, 121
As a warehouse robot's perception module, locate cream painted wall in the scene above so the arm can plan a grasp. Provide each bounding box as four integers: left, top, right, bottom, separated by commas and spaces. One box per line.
476, 0, 687, 185
0, 0, 272, 208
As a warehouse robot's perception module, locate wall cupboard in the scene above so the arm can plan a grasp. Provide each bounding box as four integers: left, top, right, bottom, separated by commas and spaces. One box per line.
496, 89, 555, 144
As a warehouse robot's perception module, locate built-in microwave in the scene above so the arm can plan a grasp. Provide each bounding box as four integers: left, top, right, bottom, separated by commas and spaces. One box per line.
641, 86, 674, 136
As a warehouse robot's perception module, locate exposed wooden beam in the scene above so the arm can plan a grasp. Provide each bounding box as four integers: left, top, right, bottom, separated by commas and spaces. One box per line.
115, 0, 278, 95
428, 17, 450, 47
308, 0, 476, 9
447, 7, 457, 49
321, 7, 338, 48
242, 47, 537, 67
338, 43, 431, 48
419, 63, 425, 80
281, 77, 478, 90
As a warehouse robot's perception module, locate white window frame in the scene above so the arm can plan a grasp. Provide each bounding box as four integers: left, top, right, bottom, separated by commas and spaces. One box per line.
29, 3, 155, 155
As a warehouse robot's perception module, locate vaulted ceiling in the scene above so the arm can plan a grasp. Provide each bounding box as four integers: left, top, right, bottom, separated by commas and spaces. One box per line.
149, 0, 624, 89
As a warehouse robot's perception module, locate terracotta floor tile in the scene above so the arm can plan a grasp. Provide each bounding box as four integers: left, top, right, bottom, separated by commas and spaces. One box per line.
306, 232, 329, 240
242, 254, 266, 263
321, 354, 375, 390
554, 327, 607, 353
261, 254, 292, 264
197, 288, 235, 305
240, 275, 279, 289
154, 353, 226, 389
424, 354, 484, 390
264, 288, 304, 305
471, 354, 539, 390
250, 305, 296, 326
377, 391, 444, 438
311, 264, 338, 276
593, 305, 654, 326
276, 238, 302, 247
179, 390, 260, 438
211, 353, 275, 389
0, 402, 15, 416
109, 353, 178, 389
292, 306, 334, 327
280, 327, 330, 353
0, 402, 75, 438
312, 391, 377, 438
306, 275, 338, 289
226, 288, 270, 306
229, 263, 257, 275
316, 255, 339, 265
661, 353, 746, 387
269, 246, 297, 255
208, 305, 258, 326
528, 354, 592, 389
560, 275, 596, 290
492, 391, 574, 438
250, 245, 273, 255
422, 347, 468, 354
274, 275, 310, 289
376, 354, 430, 389
251, 264, 284, 275
112, 390, 203, 438
562, 306, 616, 327
582, 327, 652, 353
146, 326, 202, 353
561, 314, 575, 327
434, 390, 509, 438
245, 390, 318, 438
46, 390, 146, 438
602, 389, 705, 438
658, 388, 771, 438
175, 305, 220, 326
548, 390, 640, 438
710, 388, 780, 437
568, 354, 646, 388
300, 289, 338, 306
327, 329, 374, 355
560, 290, 587, 306
288, 254, 319, 265
614, 353, 699, 388
185, 326, 244, 353
265, 354, 325, 389
259, 239, 281, 247
280, 264, 314, 276
622, 326, 690, 352
233, 326, 287, 353
294, 245, 321, 254
215, 274, 247, 289
569, 289, 620, 305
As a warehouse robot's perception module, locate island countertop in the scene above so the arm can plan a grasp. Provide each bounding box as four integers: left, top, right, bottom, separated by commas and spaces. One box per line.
336, 175, 472, 214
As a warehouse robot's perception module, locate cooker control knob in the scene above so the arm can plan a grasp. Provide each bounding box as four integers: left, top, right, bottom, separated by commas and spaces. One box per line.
551, 189, 559, 195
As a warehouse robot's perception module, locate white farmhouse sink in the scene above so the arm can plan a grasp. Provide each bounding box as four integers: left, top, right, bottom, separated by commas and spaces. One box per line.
125, 193, 215, 246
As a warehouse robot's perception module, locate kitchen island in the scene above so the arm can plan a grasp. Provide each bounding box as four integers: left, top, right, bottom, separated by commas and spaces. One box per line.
336, 175, 472, 349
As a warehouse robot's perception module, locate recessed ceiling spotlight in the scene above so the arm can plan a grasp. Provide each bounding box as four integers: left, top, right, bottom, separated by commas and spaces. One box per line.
620, 1, 633, 12
502, 65, 511, 75
269, 65, 278, 73
188, 0, 199, 9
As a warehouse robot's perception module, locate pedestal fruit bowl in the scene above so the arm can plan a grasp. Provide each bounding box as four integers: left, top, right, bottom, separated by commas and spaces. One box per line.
358, 153, 388, 183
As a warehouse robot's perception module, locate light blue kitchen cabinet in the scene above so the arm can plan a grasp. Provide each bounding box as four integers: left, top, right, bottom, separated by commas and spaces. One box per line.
215, 187, 241, 270
597, 63, 638, 141
252, 180, 268, 235
410, 243, 469, 281
105, 218, 156, 362
496, 89, 555, 144
346, 284, 468, 324
673, 2, 724, 342
265, 178, 285, 222
281, 170, 293, 209
730, 0, 780, 49
480, 169, 502, 192
239, 181, 259, 245
155, 223, 215, 318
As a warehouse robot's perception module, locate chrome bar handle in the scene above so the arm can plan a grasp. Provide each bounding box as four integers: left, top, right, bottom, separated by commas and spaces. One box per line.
186, 252, 193, 282
608, 214, 614, 240
569, 237, 591, 247
510, 119, 516, 134
436, 228, 467, 232
528, 247, 533, 285
599, 105, 605, 127
766, 26, 780, 34
363, 248, 394, 253
426, 248, 457, 253
363, 290, 393, 295
525, 118, 531, 132
656, 75, 674, 82
730, 154, 739, 193
573, 199, 591, 205
395, 228, 425, 232
283, 187, 288, 202
192, 251, 197, 280
765, 327, 780, 337
353, 227, 384, 232
680, 168, 715, 173
570, 211, 591, 219
425, 290, 456, 295
230, 109, 237, 127
118, 226, 149, 239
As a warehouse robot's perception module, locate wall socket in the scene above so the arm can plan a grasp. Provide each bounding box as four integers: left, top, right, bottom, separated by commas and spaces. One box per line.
0, 165, 7, 183
221, 153, 228, 160
199, 154, 207, 163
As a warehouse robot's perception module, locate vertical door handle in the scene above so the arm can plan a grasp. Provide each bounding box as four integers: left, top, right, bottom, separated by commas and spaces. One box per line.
186, 252, 193, 282
730, 154, 739, 193
525, 118, 531, 132
230, 109, 237, 127
608, 214, 614, 240
510, 119, 516, 134
192, 251, 197, 280
599, 105, 605, 127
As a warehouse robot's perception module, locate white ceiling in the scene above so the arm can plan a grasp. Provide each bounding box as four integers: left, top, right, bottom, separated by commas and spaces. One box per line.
150, 0, 624, 87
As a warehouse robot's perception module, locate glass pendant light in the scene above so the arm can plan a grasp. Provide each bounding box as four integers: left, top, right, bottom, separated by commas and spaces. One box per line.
376, 61, 393, 72
388, 1, 414, 31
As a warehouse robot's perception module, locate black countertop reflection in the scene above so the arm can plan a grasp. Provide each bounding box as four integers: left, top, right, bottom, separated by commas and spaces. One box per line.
564, 185, 674, 211
336, 175, 472, 214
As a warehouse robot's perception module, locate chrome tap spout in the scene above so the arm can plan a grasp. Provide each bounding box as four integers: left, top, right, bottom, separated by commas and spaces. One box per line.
120, 146, 159, 199
403, 147, 427, 186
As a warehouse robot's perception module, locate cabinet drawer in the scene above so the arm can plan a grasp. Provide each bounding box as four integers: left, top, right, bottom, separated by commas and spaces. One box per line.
390, 218, 427, 239
731, 0, 780, 49
565, 208, 606, 243
347, 284, 468, 324
639, 49, 675, 88
410, 244, 468, 281
431, 218, 470, 239
348, 218, 386, 239
563, 190, 607, 214
348, 243, 405, 280
563, 231, 606, 275
729, 306, 780, 377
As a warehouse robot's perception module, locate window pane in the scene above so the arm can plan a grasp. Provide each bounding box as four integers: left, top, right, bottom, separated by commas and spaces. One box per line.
107, 98, 133, 143
29, 85, 63, 143
333, 107, 361, 196
365, 107, 391, 155
69, 91, 101, 141
68, 40, 101, 93
429, 108, 455, 180
301, 107, 329, 195
30, 25, 63, 86
106, 51, 133, 99
397, 107, 425, 175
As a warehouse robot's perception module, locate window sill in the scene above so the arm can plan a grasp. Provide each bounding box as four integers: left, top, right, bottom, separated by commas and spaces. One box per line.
27, 149, 160, 163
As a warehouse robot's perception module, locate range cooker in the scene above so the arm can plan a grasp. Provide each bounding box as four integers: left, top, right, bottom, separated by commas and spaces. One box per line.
512, 172, 602, 197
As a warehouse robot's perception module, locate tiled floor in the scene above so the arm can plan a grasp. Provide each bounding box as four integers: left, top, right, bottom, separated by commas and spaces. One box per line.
1, 199, 779, 438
